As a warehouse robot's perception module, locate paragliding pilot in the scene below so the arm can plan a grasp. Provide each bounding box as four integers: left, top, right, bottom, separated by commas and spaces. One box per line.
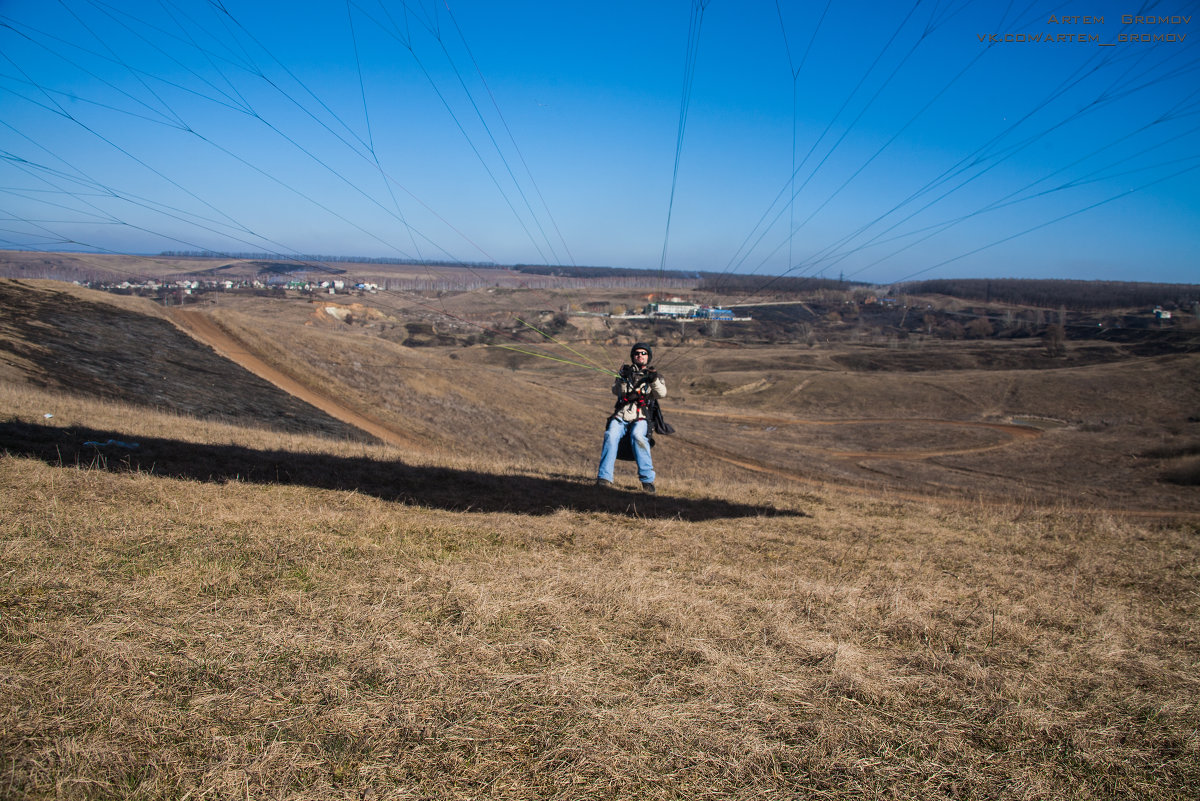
596, 342, 669, 493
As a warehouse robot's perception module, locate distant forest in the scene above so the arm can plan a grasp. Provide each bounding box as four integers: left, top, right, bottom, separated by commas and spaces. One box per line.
513, 266, 868, 292
697, 275, 864, 294
899, 279, 1200, 310
513, 264, 702, 280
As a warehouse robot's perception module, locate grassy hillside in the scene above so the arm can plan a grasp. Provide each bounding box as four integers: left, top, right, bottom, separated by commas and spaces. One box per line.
2, 279, 1199, 799
0, 280, 369, 442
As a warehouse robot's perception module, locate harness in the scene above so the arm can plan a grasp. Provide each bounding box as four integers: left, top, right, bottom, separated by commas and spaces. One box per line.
607, 364, 675, 462
610, 364, 674, 434
613, 365, 655, 416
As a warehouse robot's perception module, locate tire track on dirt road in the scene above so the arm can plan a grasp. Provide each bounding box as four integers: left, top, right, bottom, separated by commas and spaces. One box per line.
168, 309, 419, 451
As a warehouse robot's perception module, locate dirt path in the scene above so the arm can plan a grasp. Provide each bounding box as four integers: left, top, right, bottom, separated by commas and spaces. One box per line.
167, 309, 419, 451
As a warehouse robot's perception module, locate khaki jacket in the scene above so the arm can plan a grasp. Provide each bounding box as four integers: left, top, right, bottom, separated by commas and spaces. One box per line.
611, 366, 667, 422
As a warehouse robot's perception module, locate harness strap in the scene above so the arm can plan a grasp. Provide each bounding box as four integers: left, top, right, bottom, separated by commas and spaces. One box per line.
617, 392, 648, 409
614, 365, 654, 414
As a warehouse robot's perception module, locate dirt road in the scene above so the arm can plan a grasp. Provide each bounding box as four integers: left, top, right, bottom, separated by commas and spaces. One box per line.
168, 309, 419, 451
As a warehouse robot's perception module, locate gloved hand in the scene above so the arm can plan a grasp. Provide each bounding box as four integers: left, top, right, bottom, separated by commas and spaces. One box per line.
641, 368, 658, 385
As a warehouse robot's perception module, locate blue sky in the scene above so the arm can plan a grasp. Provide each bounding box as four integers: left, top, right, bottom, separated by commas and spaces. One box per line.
1, 0, 1197, 285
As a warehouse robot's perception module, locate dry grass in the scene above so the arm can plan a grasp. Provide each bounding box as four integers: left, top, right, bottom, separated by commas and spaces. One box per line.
3, 386, 1200, 799
3, 281, 1200, 798
186, 291, 1200, 514
196, 303, 607, 471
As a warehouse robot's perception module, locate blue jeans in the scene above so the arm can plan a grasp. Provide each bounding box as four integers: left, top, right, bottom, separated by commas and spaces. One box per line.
597, 417, 654, 484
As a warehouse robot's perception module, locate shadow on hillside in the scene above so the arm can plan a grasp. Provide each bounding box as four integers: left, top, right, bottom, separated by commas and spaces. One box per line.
0, 422, 804, 521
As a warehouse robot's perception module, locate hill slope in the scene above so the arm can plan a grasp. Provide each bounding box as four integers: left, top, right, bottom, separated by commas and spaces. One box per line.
3, 384, 1199, 799
2, 279, 1199, 799
0, 279, 369, 441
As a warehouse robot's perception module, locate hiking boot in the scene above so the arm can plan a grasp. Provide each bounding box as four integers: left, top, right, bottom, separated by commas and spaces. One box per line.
596, 478, 613, 488
641, 482, 655, 494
